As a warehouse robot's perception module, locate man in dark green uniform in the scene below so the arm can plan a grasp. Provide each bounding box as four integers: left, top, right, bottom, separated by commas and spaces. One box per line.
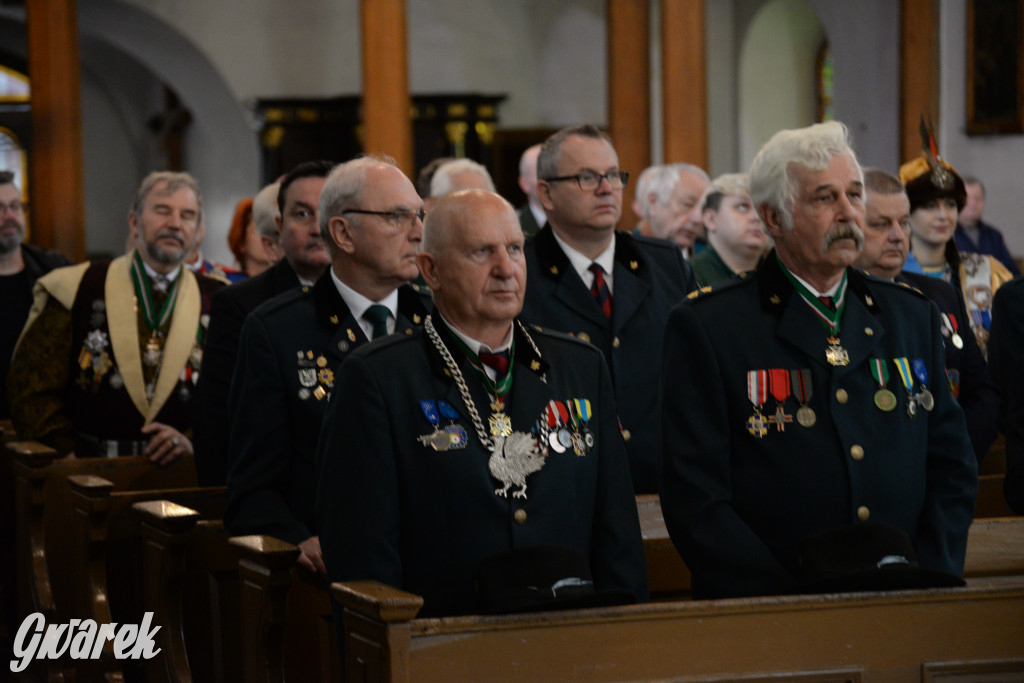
520, 125, 696, 493
225, 156, 430, 576
689, 172, 769, 287
316, 189, 647, 618
660, 122, 977, 599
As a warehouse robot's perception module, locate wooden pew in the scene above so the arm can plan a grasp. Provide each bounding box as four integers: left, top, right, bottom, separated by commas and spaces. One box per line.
66, 474, 227, 681
10, 442, 199, 681
333, 580, 1024, 682
977, 472, 1015, 517
230, 535, 341, 683
232, 512, 1024, 683
132, 500, 241, 683
635, 493, 689, 598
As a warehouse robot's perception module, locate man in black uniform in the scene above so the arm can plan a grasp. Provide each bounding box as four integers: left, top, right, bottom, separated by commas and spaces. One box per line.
226, 156, 430, 576
316, 189, 647, 617
193, 161, 333, 485
520, 125, 696, 493
852, 168, 998, 461
660, 122, 977, 599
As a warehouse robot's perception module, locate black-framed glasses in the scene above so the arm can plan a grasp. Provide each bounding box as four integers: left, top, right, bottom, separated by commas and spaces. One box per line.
543, 171, 629, 191
342, 208, 426, 228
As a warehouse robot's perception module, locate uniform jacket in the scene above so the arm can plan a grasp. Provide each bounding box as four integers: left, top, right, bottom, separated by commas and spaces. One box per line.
520, 225, 697, 493
224, 272, 431, 546
988, 274, 1024, 418
9, 254, 221, 453
315, 317, 648, 618
897, 271, 999, 460
516, 203, 544, 237
1004, 355, 1024, 514
193, 258, 303, 485
660, 253, 977, 599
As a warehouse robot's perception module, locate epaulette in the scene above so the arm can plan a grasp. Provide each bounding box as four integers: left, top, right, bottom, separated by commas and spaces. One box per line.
685, 285, 715, 300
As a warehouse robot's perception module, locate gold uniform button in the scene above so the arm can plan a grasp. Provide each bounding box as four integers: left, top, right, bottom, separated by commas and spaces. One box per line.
513, 509, 527, 525
857, 506, 870, 522
621, 429, 632, 442
835, 388, 848, 404
612, 337, 621, 348
864, 327, 874, 336
850, 445, 864, 461
578, 332, 591, 343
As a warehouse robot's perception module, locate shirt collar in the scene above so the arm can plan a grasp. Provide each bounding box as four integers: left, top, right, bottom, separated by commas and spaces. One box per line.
551, 229, 616, 290
788, 268, 841, 298
331, 268, 398, 324
142, 258, 181, 283
439, 314, 513, 356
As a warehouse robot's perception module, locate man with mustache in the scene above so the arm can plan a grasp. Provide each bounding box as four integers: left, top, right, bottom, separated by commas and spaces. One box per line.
853, 168, 998, 462
225, 156, 431, 576
0, 170, 70, 420
521, 125, 696, 494
660, 122, 977, 599
193, 161, 333, 485
8, 172, 223, 461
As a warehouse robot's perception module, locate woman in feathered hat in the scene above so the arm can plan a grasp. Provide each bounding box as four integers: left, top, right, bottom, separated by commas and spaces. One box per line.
899, 121, 1012, 359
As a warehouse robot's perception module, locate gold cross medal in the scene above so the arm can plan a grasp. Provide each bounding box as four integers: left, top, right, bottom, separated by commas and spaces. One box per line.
825, 337, 849, 366
746, 370, 771, 438
489, 400, 513, 437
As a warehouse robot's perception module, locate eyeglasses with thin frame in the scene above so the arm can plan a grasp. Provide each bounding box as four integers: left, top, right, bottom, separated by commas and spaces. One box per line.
341, 208, 426, 229
542, 171, 629, 192
0, 200, 27, 215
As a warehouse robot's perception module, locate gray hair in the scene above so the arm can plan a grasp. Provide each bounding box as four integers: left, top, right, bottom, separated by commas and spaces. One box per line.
748, 121, 861, 230
537, 124, 614, 182
252, 182, 281, 240
700, 173, 750, 213
863, 168, 906, 196
639, 166, 680, 218
318, 154, 398, 245
130, 171, 202, 219
429, 158, 495, 197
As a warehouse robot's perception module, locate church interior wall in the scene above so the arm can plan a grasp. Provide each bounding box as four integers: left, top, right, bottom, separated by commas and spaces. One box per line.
1, 0, 1020, 263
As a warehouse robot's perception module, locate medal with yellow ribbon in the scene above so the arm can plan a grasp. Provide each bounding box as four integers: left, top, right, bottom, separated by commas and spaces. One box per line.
893, 357, 917, 418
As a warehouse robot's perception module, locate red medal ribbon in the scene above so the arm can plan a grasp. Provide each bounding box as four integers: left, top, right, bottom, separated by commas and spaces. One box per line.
768, 369, 791, 403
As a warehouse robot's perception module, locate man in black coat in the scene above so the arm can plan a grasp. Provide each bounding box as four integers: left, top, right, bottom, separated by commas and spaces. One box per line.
316, 189, 647, 618
1, 170, 71, 420
192, 161, 334, 485
660, 122, 977, 599
226, 156, 430, 576
852, 168, 999, 461
520, 125, 696, 494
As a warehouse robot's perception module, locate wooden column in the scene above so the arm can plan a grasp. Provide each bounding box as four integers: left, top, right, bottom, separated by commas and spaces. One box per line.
607, 0, 651, 229
361, 0, 413, 176
900, 0, 940, 163
25, 0, 85, 261
661, 0, 707, 169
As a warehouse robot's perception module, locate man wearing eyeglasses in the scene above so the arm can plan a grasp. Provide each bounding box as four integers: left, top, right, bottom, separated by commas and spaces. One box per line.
0, 171, 71, 420
520, 125, 697, 494
224, 155, 431, 577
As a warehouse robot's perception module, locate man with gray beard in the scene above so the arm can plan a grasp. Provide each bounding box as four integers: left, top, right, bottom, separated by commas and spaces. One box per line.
8, 171, 223, 461
659, 122, 977, 599
0, 170, 70, 419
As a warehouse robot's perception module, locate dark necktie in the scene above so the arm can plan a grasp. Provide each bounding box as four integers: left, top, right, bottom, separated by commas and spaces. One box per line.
589, 263, 612, 318
363, 304, 391, 340
478, 350, 510, 379
818, 295, 835, 311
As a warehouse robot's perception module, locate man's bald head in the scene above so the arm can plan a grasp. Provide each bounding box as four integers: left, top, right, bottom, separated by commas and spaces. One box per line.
419, 190, 526, 347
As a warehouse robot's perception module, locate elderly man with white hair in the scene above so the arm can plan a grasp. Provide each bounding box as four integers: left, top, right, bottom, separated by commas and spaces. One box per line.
659, 121, 977, 599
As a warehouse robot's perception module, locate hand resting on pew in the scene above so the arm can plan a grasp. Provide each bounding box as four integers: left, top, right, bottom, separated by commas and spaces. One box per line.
297, 535, 326, 578
140, 421, 192, 465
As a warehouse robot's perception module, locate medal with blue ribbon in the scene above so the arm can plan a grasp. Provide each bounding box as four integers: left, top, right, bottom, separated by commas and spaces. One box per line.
870, 358, 897, 412
418, 399, 455, 451
911, 359, 935, 411
438, 400, 468, 448
893, 357, 917, 418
